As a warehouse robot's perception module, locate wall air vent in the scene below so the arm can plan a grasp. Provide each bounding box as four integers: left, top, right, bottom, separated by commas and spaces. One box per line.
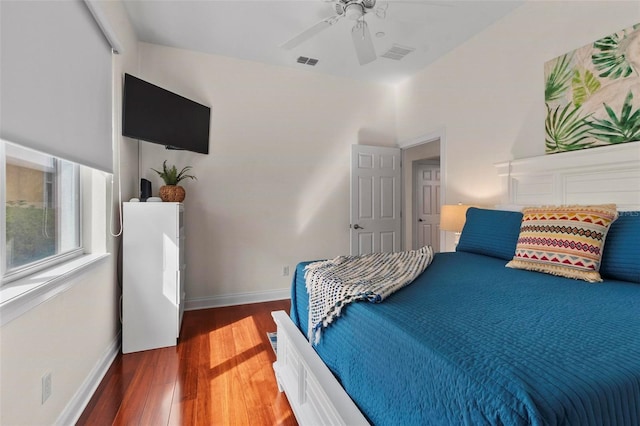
380, 44, 415, 61
297, 56, 319, 66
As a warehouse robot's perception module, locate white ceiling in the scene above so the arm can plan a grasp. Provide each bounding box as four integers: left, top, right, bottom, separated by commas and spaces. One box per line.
122, 0, 524, 86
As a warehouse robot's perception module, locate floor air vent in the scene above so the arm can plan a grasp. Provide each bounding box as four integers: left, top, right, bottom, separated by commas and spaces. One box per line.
381, 44, 415, 61
297, 56, 319, 66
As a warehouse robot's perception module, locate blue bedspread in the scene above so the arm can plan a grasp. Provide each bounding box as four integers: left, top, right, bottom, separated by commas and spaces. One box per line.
290, 252, 640, 425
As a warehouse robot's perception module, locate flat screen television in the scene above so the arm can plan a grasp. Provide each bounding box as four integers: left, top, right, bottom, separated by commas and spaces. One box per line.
122, 73, 210, 154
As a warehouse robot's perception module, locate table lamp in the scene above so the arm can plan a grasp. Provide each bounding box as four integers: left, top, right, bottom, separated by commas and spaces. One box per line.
440, 204, 472, 247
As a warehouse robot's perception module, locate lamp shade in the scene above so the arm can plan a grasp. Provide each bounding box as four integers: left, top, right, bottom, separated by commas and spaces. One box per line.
440, 204, 472, 232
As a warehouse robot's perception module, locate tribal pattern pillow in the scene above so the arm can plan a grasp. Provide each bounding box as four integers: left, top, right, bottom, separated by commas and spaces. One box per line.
506, 204, 619, 282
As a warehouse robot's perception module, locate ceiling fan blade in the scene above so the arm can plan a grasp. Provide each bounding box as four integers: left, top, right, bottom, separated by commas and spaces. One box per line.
280, 16, 339, 50
375, 3, 389, 19
351, 20, 376, 65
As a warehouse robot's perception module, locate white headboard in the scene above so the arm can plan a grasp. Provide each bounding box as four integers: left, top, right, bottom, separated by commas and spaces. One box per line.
495, 142, 640, 211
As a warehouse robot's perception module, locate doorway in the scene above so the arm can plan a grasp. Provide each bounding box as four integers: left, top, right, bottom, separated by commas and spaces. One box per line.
401, 136, 443, 252
414, 161, 440, 250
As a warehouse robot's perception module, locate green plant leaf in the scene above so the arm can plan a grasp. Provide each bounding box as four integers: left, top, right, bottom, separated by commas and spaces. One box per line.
545, 54, 573, 103
592, 27, 639, 79
589, 90, 640, 144
151, 160, 196, 185
545, 103, 593, 153
571, 69, 601, 107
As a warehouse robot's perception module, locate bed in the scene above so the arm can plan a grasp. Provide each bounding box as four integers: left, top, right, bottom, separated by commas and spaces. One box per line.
272, 143, 640, 425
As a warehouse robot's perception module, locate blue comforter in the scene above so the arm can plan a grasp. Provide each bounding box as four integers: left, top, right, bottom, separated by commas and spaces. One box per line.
291, 252, 640, 425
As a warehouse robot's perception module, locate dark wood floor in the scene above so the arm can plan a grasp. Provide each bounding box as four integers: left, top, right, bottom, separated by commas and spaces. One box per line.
78, 299, 297, 425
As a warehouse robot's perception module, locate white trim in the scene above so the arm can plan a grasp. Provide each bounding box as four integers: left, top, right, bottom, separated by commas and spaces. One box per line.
0, 253, 110, 326
495, 142, 640, 176
495, 142, 640, 210
397, 128, 446, 149
184, 287, 290, 311
56, 332, 121, 426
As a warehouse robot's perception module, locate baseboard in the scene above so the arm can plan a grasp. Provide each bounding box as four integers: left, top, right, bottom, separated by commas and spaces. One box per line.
56, 331, 121, 426
185, 288, 290, 311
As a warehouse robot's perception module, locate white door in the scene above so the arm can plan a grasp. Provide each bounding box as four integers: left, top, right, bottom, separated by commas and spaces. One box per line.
415, 164, 440, 250
350, 145, 402, 255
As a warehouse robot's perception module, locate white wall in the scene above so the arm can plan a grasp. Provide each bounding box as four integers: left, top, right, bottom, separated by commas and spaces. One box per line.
0, 261, 115, 425
396, 1, 639, 225
0, 1, 139, 424
136, 43, 397, 305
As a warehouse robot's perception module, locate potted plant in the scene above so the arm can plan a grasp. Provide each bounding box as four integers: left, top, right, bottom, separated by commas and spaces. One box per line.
151, 160, 196, 202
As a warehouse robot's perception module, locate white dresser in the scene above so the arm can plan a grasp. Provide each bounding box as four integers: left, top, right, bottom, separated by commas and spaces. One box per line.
122, 202, 185, 353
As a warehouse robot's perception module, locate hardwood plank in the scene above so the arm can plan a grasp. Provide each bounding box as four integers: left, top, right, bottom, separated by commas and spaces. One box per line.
78, 299, 297, 425
168, 316, 200, 425
112, 350, 160, 425
139, 382, 175, 425
195, 329, 218, 425
207, 305, 252, 424
232, 313, 278, 424
152, 346, 181, 385
76, 357, 129, 426
168, 388, 196, 426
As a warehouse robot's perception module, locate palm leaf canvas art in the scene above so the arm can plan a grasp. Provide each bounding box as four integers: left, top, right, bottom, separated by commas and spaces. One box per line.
544, 23, 640, 153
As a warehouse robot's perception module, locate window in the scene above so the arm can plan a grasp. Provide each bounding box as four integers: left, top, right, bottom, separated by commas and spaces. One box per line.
2, 141, 82, 283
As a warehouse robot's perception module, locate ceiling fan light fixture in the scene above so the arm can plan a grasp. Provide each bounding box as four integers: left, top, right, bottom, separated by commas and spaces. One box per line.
344, 3, 365, 20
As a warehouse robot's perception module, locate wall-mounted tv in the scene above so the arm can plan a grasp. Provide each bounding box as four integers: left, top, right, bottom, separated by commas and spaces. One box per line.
122, 73, 210, 154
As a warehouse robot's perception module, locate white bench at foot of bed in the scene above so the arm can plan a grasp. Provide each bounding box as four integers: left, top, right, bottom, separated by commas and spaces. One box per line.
271, 310, 370, 426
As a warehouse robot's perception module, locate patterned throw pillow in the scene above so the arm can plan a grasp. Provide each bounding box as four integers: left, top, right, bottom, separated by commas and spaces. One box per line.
506, 204, 619, 282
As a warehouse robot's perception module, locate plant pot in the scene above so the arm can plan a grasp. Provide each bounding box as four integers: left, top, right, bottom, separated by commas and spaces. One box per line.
159, 185, 186, 202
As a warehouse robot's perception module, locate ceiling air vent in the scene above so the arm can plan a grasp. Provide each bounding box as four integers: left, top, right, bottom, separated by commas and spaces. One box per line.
297, 56, 319, 66
380, 44, 415, 61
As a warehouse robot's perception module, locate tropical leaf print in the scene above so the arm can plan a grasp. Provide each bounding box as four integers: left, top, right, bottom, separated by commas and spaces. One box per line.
572, 69, 601, 107
592, 27, 639, 79
545, 54, 573, 102
544, 23, 639, 153
545, 103, 594, 153
590, 90, 640, 143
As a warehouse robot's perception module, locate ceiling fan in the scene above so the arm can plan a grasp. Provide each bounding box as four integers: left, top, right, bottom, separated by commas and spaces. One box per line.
280, 0, 388, 66
281, 0, 452, 66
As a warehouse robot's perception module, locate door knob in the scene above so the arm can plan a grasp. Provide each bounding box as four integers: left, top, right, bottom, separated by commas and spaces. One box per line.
418, 218, 424, 222
352, 224, 363, 229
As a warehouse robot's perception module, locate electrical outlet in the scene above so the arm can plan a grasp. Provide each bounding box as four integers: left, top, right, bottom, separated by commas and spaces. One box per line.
42, 372, 52, 404
282, 265, 290, 276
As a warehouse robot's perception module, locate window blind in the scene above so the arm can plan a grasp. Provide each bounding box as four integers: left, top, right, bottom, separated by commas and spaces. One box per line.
1, 0, 114, 173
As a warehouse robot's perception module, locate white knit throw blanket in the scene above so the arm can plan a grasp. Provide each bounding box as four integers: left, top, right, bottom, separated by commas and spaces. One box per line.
304, 246, 434, 345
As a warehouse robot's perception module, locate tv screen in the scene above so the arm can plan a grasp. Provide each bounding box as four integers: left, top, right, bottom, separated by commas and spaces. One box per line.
122, 74, 210, 154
